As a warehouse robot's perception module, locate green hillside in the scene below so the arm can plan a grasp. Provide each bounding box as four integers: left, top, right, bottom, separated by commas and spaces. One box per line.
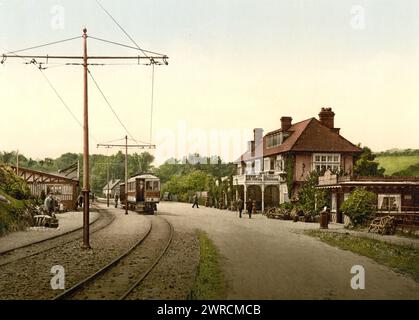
0, 189, 28, 236
0, 165, 34, 236
376, 155, 419, 176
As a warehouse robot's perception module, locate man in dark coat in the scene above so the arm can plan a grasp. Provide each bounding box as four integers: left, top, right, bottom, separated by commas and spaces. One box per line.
77, 193, 83, 210
237, 197, 244, 218
192, 194, 199, 208
247, 197, 253, 219
114, 193, 119, 208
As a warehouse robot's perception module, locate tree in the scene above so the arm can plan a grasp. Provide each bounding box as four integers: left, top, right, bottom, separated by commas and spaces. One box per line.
354, 146, 385, 176
297, 171, 329, 215
340, 188, 376, 226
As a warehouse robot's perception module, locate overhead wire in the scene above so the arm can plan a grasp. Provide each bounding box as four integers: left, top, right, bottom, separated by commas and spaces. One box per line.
149, 62, 155, 145
94, 0, 159, 146
88, 36, 167, 57
4, 36, 81, 55
1, 46, 98, 143
87, 68, 150, 146
95, 0, 149, 58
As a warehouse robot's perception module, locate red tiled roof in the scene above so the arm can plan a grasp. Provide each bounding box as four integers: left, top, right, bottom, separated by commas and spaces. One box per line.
235, 117, 362, 163
264, 118, 361, 156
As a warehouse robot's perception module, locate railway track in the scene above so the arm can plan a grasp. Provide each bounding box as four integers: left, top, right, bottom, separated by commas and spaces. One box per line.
0, 205, 115, 267
54, 215, 174, 300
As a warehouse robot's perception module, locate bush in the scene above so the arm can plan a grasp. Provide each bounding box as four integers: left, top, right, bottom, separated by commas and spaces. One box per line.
340, 188, 376, 226
297, 171, 329, 215
0, 165, 31, 200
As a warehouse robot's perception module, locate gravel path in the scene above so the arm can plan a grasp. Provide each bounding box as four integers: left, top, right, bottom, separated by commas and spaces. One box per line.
158, 201, 419, 300
0, 205, 150, 300
0, 209, 100, 253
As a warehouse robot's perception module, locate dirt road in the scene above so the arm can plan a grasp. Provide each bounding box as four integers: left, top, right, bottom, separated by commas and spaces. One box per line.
158, 201, 419, 300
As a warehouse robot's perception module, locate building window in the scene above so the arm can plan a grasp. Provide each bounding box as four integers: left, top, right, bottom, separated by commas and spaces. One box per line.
275, 155, 284, 172
254, 159, 261, 173
266, 133, 282, 148
378, 194, 401, 212
263, 158, 271, 172
313, 153, 341, 173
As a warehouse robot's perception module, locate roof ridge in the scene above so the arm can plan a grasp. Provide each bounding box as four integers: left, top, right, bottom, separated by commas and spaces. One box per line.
265, 117, 313, 136
311, 118, 362, 151
286, 118, 315, 150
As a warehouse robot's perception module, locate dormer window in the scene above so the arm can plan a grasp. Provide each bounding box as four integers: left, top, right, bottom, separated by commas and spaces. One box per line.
266, 133, 282, 148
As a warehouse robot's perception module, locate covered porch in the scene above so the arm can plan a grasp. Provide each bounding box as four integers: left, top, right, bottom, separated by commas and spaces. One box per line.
233, 173, 287, 212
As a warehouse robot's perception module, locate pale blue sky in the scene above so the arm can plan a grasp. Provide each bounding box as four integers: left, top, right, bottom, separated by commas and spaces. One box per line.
1, 1, 419, 162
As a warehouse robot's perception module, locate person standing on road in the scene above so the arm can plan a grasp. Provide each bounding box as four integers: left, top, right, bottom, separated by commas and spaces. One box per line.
237, 197, 244, 218
192, 193, 199, 208
44, 193, 54, 216
77, 193, 83, 210
114, 193, 119, 208
247, 197, 253, 219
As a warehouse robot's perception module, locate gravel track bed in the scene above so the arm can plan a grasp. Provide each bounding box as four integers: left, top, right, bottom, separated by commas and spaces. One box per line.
126, 230, 199, 300
0, 208, 115, 267
0, 209, 150, 300
66, 215, 171, 300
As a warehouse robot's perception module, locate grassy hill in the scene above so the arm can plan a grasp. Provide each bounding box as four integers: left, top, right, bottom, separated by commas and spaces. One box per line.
376, 155, 419, 176
0, 189, 30, 236
0, 165, 34, 236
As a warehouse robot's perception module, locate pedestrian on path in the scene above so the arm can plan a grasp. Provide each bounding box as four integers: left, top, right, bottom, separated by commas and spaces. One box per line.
237, 197, 244, 218
192, 194, 199, 208
77, 193, 83, 210
44, 193, 54, 216
114, 193, 119, 208
247, 198, 253, 219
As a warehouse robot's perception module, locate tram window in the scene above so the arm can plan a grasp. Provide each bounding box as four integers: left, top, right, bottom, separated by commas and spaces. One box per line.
153, 181, 159, 191
146, 181, 153, 191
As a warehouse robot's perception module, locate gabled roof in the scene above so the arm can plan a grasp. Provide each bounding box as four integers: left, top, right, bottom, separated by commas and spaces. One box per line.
57, 162, 78, 180
264, 118, 361, 156
263, 118, 313, 155
103, 179, 121, 190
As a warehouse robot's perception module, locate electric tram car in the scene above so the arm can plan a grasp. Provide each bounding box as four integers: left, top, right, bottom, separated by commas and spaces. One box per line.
119, 173, 160, 214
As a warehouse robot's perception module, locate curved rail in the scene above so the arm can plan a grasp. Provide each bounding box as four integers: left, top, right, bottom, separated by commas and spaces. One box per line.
119, 217, 174, 300
0, 205, 115, 267
53, 215, 174, 300
53, 218, 153, 300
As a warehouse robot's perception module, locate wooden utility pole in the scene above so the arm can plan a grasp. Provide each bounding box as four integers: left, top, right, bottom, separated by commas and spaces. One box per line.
97, 139, 156, 215
82, 28, 90, 249
2, 28, 167, 249
125, 135, 128, 215
106, 146, 110, 207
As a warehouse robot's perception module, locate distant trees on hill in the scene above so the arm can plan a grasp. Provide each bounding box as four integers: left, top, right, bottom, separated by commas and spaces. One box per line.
374, 149, 419, 157
354, 146, 385, 177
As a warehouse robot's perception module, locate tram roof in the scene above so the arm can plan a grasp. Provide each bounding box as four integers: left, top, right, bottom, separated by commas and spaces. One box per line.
128, 173, 160, 181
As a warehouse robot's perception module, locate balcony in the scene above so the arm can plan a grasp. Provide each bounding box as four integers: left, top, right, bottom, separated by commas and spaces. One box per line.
233, 172, 285, 185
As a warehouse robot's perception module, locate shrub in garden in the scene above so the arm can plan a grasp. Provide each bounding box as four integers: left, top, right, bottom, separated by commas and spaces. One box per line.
297, 171, 329, 216
340, 188, 376, 226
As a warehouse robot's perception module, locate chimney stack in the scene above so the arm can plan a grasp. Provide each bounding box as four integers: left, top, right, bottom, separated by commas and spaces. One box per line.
318, 107, 335, 129
281, 117, 292, 131
254, 128, 263, 144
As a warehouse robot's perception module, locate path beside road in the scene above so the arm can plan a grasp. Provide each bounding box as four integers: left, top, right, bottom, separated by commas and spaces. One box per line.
0, 209, 100, 253
158, 201, 419, 299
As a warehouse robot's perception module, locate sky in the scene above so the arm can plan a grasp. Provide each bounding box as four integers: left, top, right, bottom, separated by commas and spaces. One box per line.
1, 0, 419, 165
